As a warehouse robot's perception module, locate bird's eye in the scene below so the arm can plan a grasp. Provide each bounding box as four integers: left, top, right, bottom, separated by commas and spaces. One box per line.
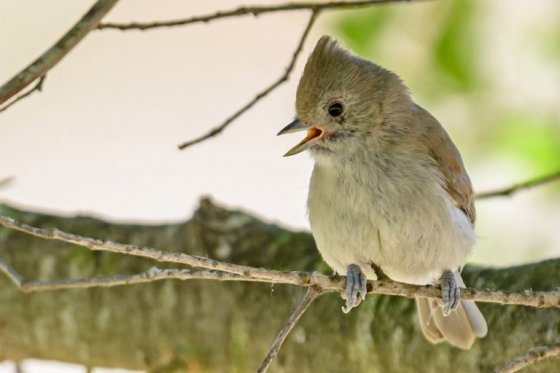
328, 102, 344, 117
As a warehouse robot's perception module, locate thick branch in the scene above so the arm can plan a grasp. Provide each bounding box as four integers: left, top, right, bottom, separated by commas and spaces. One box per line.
1, 199, 559, 371
494, 344, 560, 373
476, 170, 560, 199
177, 10, 319, 150
1, 214, 559, 308
98, 0, 422, 31
0, 0, 119, 106
0, 214, 320, 288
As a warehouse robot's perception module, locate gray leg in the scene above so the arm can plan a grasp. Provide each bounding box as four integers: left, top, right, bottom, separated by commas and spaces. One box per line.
342, 264, 367, 314
441, 270, 460, 317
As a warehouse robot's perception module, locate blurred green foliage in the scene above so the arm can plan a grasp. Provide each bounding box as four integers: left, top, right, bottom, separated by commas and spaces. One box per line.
495, 114, 560, 173
329, 1, 560, 264
432, 0, 479, 91
530, 17, 560, 61
330, 1, 560, 174
337, 7, 394, 55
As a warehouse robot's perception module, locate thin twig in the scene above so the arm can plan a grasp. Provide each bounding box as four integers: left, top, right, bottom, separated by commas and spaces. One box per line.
257, 287, 323, 373
0, 214, 326, 288
97, 0, 417, 31
1, 214, 560, 308
0, 177, 13, 188
0, 0, 119, 106
177, 10, 319, 150
493, 344, 560, 373
0, 76, 46, 113
476, 170, 560, 199
0, 261, 264, 293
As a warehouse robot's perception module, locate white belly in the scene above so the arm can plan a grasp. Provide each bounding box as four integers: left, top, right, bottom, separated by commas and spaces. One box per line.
307, 159, 475, 285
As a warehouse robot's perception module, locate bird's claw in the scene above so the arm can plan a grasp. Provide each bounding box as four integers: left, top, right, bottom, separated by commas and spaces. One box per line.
441, 270, 460, 316
342, 264, 367, 313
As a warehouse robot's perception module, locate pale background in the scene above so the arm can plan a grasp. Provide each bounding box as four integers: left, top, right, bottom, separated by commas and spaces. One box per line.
0, 0, 559, 371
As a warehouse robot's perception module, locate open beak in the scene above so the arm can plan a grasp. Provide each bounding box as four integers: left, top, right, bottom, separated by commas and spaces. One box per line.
277, 118, 323, 157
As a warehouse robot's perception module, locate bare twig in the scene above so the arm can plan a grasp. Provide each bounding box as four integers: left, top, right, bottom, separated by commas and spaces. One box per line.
0, 0, 119, 106
0, 76, 46, 113
177, 10, 319, 150
493, 344, 560, 373
0, 261, 264, 293
0, 177, 13, 188
476, 170, 560, 199
98, 0, 417, 31
257, 287, 323, 372
1, 214, 560, 308
0, 214, 327, 288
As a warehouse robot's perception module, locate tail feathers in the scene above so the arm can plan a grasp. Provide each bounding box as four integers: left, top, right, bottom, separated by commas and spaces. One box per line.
416, 296, 444, 343
416, 297, 487, 350
461, 299, 488, 337
453, 272, 488, 338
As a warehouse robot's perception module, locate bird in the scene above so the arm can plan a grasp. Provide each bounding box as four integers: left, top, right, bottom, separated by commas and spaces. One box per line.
278, 35, 487, 349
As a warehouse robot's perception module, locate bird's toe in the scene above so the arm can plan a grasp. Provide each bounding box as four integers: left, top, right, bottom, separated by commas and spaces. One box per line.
342, 264, 368, 313
441, 270, 461, 316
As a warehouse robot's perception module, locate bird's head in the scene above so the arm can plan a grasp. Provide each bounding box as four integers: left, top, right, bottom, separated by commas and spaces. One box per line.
278, 35, 410, 158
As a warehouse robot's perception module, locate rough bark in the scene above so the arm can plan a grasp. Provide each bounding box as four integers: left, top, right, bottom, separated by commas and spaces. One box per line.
0, 198, 558, 372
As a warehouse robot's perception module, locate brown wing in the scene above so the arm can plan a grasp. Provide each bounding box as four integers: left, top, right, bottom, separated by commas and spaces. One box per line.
416, 104, 476, 225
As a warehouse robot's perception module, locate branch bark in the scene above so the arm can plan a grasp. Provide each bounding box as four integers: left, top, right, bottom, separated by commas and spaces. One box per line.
0, 0, 119, 107
0, 177, 13, 188
257, 287, 323, 372
1, 207, 559, 308
0, 199, 559, 371
97, 0, 422, 31
0, 76, 46, 113
493, 344, 560, 373
0, 262, 259, 292
177, 10, 319, 150
476, 170, 560, 199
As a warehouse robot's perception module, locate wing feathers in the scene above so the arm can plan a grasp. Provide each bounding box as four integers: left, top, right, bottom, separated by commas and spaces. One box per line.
415, 104, 476, 224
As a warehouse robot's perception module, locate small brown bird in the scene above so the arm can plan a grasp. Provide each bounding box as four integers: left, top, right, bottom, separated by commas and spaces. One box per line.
278, 35, 487, 349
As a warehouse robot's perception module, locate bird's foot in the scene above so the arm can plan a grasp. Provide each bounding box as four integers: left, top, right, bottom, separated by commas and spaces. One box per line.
342, 264, 367, 313
440, 270, 460, 317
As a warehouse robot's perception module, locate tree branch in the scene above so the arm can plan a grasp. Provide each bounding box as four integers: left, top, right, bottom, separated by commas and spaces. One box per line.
1, 214, 560, 308
177, 10, 319, 150
0, 177, 13, 188
476, 170, 560, 199
493, 344, 560, 373
0, 214, 322, 288
0, 261, 263, 293
0, 0, 119, 107
0, 75, 46, 113
257, 287, 323, 372
97, 0, 421, 31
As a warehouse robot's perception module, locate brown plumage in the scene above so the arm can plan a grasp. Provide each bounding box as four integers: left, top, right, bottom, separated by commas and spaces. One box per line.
279, 35, 487, 349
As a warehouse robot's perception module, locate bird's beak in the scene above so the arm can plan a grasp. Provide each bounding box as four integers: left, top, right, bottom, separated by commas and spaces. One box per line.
277, 118, 323, 157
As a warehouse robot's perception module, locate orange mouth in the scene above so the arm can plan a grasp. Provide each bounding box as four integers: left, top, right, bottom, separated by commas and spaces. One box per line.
304, 127, 323, 142
283, 127, 323, 156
